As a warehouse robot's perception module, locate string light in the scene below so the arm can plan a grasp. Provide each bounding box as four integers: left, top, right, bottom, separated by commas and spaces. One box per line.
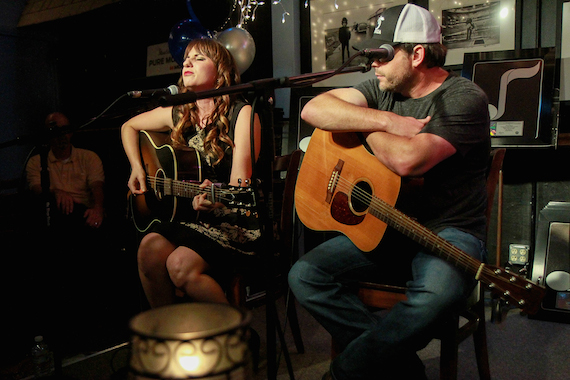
273, 0, 290, 24
236, 1, 267, 27
233, 1, 335, 26
234, 0, 299, 26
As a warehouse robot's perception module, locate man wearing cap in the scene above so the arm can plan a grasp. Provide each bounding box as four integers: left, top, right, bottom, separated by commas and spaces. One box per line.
289, 3, 490, 379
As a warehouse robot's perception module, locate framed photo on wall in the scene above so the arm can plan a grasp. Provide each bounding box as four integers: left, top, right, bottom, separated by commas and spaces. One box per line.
429, 0, 516, 66
307, 0, 408, 87
558, 0, 570, 102
463, 48, 556, 147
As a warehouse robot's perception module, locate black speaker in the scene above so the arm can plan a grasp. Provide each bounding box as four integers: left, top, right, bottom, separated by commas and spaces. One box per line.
530, 201, 570, 323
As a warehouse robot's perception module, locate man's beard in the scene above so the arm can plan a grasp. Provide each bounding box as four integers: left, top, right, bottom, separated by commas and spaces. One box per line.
379, 70, 414, 94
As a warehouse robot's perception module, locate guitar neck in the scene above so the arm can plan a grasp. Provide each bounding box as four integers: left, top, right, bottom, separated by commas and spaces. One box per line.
369, 196, 482, 276
368, 192, 544, 313
147, 175, 256, 210
148, 175, 219, 202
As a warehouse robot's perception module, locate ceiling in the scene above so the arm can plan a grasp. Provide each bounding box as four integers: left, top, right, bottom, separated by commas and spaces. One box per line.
17, 0, 121, 27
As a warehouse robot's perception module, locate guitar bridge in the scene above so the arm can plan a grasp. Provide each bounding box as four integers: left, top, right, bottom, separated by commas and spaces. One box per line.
326, 159, 344, 204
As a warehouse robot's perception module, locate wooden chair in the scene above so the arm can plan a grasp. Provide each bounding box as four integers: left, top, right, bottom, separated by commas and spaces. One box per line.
334, 148, 506, 380
227, 149, 305, 380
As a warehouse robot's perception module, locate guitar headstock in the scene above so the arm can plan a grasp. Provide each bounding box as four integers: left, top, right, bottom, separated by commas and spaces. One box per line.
224, 186, 257, 208
479, 264, 547, 315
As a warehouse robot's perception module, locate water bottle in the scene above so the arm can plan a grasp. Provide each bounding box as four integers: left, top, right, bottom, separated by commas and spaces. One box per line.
31, 335, 54, 378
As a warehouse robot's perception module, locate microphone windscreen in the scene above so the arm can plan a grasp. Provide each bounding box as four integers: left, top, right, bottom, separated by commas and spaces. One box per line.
167, 85, 179, 95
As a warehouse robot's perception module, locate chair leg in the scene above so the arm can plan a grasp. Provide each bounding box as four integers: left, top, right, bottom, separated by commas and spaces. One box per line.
266, 292, 296, 380
439, 316, 459, 380
228, 273, 246, 307
473, 302, 491, 380
286, 291, 305, 353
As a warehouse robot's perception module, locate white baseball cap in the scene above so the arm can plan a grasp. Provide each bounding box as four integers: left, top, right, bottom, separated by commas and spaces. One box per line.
355, 4, 441, 50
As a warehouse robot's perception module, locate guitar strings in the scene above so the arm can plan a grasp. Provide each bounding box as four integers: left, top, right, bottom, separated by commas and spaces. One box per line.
332, 175, 480, 269
333, 175, 536, 298
146, 175, 246, 203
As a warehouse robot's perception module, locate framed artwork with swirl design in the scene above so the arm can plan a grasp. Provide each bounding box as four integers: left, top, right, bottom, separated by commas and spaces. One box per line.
462, 48, 557, 148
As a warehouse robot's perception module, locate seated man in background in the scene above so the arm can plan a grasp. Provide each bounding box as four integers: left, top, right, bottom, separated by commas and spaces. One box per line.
26, 112, 105, 230
25, 112, 109, 353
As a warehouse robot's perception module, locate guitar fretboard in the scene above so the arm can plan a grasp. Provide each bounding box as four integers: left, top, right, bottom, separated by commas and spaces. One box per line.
332, 172, 542, 312
148, 175, 255, 206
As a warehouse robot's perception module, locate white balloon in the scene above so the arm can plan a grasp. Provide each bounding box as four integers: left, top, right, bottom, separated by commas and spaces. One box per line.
216, 27, 256, 74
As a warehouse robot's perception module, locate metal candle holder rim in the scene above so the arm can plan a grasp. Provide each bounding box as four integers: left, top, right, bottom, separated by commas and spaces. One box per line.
129, 303, 252, 341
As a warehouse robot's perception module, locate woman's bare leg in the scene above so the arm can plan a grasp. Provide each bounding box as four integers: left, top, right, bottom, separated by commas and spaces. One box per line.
166, 247, 229, 304
137, 232, 177, 308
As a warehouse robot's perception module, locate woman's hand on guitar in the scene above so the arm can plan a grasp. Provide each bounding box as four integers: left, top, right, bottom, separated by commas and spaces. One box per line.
128, 167, 147, 195
193, 179, 223, 212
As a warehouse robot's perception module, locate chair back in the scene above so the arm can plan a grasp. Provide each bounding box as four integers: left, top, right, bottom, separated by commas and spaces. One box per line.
485, 148, 506, 227
273, 149, 303, 266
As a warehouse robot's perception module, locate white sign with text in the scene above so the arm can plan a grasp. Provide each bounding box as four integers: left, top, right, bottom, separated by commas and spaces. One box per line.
146, 42, 181, 77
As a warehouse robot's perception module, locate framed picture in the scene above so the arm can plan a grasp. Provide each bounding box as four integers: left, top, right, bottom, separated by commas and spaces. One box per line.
429, 0, 516, 66
559, 0, 570, 102
462, 48, 556, 147
307, 0, 408, 87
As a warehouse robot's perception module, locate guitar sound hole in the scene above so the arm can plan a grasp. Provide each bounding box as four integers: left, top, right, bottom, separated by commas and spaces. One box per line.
350, 180, 372, 214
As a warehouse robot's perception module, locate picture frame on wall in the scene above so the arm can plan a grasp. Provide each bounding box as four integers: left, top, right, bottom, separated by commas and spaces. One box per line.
462, 48, 557, 147
558, 0, 570, 102
429, 0, 517, 67
307, 0, 408, 87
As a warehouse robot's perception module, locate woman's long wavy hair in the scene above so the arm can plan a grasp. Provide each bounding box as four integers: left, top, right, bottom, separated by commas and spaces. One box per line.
171, 39, 241, 165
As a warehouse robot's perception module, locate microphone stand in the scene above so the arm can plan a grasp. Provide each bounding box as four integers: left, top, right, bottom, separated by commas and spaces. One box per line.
158, 60, 370, 380
157, 63, 370, 107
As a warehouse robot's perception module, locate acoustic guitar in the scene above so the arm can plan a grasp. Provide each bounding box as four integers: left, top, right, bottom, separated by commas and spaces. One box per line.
129, 131, 256, 232
294, 128, 546, 315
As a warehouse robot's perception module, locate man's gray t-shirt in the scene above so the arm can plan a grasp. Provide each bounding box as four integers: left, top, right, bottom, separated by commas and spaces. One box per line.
354, 73, 491, 241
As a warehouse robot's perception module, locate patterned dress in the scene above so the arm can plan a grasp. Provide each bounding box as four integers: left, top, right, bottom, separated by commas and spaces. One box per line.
152, 101, 261, 270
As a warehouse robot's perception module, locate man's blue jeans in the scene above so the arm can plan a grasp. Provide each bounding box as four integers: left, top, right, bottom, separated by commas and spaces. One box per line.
288, 228, 487, 379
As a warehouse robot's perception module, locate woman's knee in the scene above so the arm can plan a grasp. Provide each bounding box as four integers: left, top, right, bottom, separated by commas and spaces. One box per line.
165, 248, 204, 289
137, 233, 174, 274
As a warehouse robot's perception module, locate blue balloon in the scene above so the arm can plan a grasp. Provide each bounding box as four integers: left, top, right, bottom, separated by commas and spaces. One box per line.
168, 19, 213, 66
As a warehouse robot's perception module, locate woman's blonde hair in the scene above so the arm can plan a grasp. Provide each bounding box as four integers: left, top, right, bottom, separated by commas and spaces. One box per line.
171, 39, 241, 165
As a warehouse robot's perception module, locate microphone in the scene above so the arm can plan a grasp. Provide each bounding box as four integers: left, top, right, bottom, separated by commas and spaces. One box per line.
127, 85, 179, 98
360, 44, 395, 61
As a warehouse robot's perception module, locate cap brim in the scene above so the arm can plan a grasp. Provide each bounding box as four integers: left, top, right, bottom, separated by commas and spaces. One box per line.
352, 36, 397, 51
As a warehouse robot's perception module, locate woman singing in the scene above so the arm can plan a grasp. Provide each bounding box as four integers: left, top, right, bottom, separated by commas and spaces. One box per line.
121, 39, 262, 307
